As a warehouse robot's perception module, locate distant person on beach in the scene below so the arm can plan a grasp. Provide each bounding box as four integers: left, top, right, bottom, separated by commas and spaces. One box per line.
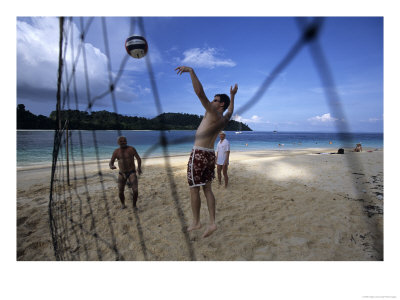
109, 136, 142, 209
175, 65, 238, 238
216, 131, 230, 188
354, 143, 363, 152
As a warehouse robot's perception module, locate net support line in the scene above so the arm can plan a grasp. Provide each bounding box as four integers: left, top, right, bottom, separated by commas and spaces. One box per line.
47, 16, 382, 261
296, 17, 382, 259
139, 17, 196, 261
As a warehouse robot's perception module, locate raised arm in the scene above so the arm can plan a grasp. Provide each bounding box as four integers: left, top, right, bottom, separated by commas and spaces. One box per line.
175, 66, 211, 111
223, 83, 238, 122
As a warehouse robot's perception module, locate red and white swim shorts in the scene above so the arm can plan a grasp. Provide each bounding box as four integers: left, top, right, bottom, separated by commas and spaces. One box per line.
187, 146, 216, 187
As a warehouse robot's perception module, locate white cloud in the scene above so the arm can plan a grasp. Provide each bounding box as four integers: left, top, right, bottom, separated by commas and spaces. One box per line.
307, 113, 338, 123
17, 18, 109, 106
179, 48, 236, 69
233, 114, 267, 124
16, 17, 146, 109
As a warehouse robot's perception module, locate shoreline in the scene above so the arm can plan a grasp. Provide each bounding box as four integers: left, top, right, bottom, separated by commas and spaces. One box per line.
17, 147, 382, 171
16, 129, 383, 133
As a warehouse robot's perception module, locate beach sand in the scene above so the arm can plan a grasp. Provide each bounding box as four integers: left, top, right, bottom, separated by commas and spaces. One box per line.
16, 148, 383, 261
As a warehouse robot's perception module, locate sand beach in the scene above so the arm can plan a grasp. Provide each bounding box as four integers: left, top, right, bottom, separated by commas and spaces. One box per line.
16, 147, 383, 261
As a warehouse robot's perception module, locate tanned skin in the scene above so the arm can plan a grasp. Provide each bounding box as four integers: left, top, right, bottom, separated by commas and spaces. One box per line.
175, 66, 238, 237
109, 136, 142, 209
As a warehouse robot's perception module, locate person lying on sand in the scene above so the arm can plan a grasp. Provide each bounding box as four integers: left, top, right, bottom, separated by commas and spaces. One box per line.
109, 136, 142, 209
175, 65, 238, 238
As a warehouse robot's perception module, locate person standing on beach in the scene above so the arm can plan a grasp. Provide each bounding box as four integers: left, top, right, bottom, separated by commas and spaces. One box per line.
216, 131, 230, 188
109, 136, 142, 209
175, 65, 238, 238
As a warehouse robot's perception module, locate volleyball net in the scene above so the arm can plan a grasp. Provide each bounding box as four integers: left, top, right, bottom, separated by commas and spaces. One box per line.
48, 16, 382, 261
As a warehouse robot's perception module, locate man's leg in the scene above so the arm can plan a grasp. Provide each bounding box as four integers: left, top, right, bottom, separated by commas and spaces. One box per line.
202, 182, 217, 237
217, 165, 222, 185
129, 173, 138, 208
188, 186, 202, 232
118, 175, 127, 209
223, 164, 229, 188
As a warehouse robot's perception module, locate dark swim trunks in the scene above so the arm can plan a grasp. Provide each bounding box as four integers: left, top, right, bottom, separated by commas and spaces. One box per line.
119, 170, 136, 187
187, 146, 216, 187
119, 169, 136, 179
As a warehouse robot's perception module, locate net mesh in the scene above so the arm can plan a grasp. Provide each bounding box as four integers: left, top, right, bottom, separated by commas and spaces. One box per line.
48, 17, 382, 261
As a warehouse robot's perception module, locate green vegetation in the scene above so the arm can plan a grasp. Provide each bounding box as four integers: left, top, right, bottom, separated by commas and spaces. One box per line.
17, 104, 252, 131
17, 104, 55, 129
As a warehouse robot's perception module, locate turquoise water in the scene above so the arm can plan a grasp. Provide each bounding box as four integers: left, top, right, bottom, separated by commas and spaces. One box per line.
17, 130, 383, 167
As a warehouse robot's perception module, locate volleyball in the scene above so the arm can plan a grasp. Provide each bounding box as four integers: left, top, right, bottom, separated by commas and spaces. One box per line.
125, 35, 148, 59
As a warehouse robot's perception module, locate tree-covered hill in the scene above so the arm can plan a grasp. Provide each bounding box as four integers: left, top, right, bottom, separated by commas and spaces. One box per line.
151, 113, 252, 131
17, 104, 55, 129
17, 105, 252, 131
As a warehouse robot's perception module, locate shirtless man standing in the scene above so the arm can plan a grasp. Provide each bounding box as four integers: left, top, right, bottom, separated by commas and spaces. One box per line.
175, 66, 238, 238
109, 136, 142, 209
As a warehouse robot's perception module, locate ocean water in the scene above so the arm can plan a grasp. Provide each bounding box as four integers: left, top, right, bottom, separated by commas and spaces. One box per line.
17, 130, 383, 167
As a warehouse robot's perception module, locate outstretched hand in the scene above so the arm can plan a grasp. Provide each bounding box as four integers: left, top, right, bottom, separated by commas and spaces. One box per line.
230, 83, 238, 95
175, 66, 193, 75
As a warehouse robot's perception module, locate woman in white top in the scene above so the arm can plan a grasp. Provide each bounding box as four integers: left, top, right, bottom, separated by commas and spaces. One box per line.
216, 131, 230, 188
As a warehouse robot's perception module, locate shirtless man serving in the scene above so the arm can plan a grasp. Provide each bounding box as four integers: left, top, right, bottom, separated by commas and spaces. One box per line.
175, 66, 238, 238
109, 136, 142, 209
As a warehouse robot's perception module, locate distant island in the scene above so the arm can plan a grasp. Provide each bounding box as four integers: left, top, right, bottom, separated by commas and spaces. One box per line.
17, 104, 252, 131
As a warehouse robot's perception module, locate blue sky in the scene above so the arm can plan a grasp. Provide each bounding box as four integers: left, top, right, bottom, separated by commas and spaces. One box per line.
16, 16, 383, 132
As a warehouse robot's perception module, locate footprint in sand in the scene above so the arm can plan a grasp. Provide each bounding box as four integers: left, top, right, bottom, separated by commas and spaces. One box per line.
28, 241, 48, 250
26, 218, 40, 228
17, 216, 28, 226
